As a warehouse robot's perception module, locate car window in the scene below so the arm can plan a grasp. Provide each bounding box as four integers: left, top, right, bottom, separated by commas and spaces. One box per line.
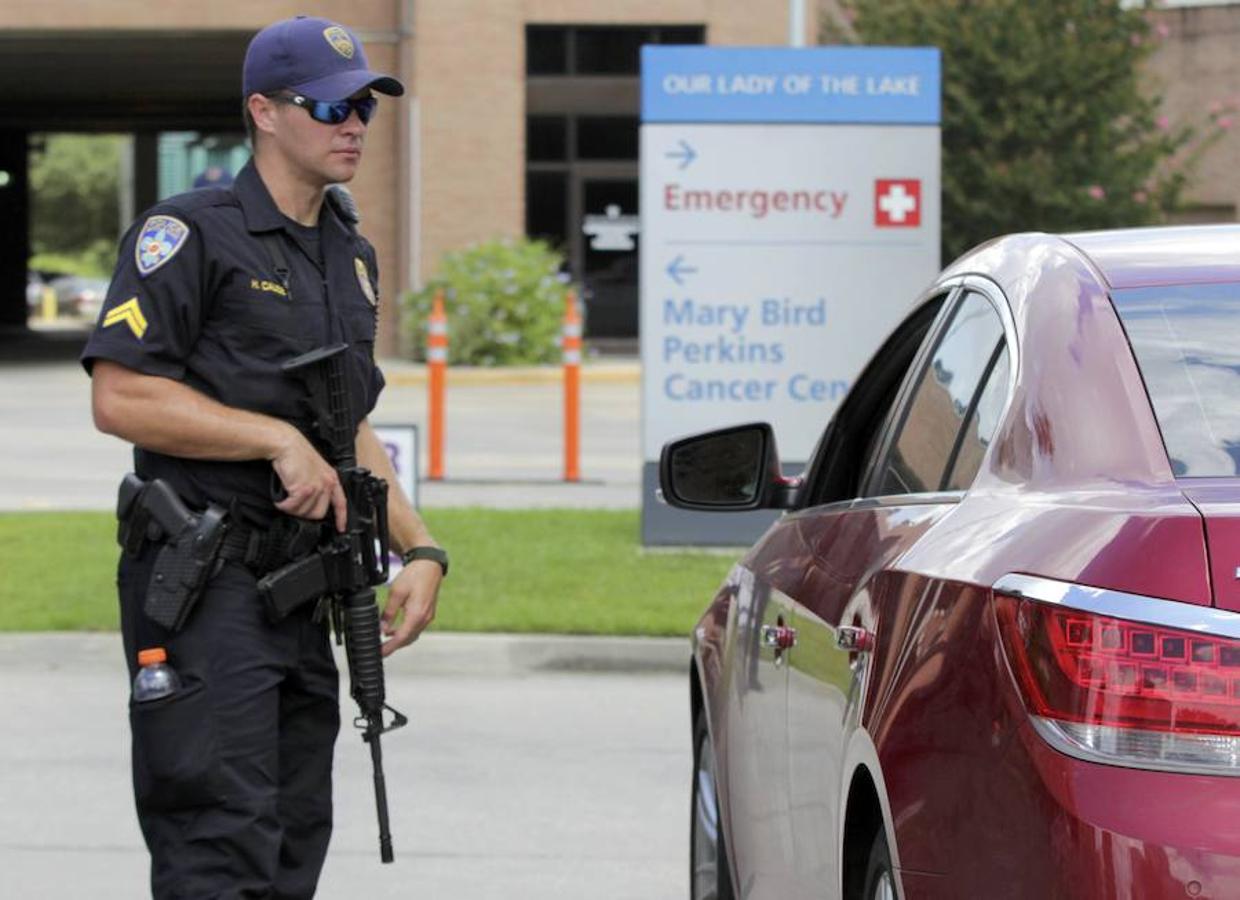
1112, 282, 1240, 477
877, 291, 1006, 496
800, 293, 948, 507
944, 343, 1009, 491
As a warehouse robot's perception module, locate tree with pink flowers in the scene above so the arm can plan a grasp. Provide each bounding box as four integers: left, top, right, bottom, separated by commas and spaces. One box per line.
824, 0, 1225, 261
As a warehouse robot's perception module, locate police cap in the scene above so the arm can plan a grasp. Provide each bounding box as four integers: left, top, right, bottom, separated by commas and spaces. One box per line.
243, 16, 404, 101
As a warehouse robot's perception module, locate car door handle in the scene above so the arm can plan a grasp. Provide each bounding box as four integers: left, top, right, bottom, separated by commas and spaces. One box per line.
836, 626, 873, 653
761, 624, 797, 651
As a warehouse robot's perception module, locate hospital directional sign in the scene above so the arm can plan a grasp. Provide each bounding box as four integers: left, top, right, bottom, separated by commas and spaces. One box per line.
640, 46, 941, 545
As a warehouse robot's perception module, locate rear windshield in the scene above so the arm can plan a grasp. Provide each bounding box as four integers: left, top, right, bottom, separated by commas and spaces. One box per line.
1112, 283, 1240, 477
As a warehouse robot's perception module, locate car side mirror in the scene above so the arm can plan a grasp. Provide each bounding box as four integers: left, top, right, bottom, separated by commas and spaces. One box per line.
659, 422, 800, 511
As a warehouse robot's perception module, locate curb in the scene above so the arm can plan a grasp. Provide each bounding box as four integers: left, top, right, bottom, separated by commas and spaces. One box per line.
387, 632, 691, 676
0, 631, 690, 677
380, 361, 640, 388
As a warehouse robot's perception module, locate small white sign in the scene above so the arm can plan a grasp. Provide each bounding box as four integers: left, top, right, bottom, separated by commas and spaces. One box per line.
584, 204, 641, 251
373, 424, 419, 583
373, 424, 419, 509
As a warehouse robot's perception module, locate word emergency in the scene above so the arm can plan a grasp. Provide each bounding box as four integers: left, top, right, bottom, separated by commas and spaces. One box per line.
664, 184, 848, 219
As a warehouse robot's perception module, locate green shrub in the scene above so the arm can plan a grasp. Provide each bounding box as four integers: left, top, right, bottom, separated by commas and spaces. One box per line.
29, 239, 117, 279
404, 238, 571, 366
29, 134, 124, 273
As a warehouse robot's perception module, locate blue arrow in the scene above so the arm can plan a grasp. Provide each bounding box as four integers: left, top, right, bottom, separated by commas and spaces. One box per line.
666, 255, 698, 286
665, 140, 697, 170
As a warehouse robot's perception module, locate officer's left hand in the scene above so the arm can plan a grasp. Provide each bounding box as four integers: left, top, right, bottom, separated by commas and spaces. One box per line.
380, 560, 443, 656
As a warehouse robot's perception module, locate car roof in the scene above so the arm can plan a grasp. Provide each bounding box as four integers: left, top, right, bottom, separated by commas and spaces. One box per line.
1062, 224, 1240, 290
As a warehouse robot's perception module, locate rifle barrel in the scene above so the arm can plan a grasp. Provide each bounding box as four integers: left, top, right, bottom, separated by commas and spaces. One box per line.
370, 731, 395, 863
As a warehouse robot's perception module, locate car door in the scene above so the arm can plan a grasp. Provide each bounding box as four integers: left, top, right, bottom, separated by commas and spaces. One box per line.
715, 286, 950, 897
722, 557, 798, 897
717, 289, 948, 899
780, 287, 1013, 898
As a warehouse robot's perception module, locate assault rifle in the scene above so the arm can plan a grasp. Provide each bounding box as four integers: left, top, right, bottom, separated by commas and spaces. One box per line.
258, 343, 407, 864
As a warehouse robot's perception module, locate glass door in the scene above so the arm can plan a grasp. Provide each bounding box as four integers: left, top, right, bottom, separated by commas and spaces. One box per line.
573, 167, 637, 338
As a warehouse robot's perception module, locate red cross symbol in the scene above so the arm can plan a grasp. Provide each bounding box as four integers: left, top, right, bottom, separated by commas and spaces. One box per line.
875, 179, 921, 227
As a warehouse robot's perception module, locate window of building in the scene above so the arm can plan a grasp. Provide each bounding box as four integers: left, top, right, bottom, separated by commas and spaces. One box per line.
527, 27, 569, 76
524, 24, 704, 337
527, 115, 568, 162
574, 27, 649, 75
576, 116, 639, 160
526, 171, 569, 249
525, 25, 706, 76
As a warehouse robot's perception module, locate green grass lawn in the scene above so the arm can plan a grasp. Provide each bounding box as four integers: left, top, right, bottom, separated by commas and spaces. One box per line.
0, 509, 739, 635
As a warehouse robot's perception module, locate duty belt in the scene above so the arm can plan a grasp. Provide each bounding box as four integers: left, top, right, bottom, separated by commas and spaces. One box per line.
118, 473, 323, 582
119, 474, 330, 630
217, 516, 324, 578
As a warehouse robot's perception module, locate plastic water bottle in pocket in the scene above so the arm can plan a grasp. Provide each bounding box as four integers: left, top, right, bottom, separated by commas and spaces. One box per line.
133, 647, 182, 702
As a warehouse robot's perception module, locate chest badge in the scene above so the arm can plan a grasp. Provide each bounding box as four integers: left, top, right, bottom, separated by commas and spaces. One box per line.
355, 257, 377, 306
135, 215, 190, 277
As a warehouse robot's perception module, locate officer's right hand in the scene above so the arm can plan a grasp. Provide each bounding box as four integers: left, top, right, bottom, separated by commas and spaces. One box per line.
271, 427, 348, 532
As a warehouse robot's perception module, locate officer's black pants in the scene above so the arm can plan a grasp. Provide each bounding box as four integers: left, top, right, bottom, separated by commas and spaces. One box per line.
119, 547, 340, 900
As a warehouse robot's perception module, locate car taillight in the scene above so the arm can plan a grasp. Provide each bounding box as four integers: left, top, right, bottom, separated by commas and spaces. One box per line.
994, 589, 1240, 774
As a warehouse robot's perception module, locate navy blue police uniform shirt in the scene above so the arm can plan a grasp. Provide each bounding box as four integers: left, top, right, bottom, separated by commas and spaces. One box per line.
81, 160, 385, 527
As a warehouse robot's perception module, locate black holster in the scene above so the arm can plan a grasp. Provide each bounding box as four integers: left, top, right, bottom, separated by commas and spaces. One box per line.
117, 473, 229, 631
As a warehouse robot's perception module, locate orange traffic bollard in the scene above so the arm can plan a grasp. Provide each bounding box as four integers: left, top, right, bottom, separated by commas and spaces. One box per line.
427, 290, 447, 481
563, 290, 582, 483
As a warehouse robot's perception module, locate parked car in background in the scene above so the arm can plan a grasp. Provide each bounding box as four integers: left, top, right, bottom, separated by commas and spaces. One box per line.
667, 226, 1240, 899
25, 271, 47, 315
48, 274, 109, 321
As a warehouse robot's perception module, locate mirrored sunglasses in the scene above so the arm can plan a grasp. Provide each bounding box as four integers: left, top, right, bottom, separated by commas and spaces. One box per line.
276, 93, 378, 125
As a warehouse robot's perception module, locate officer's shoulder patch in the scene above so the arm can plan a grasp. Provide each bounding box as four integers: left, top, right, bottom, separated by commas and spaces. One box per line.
135, 215, 190, 277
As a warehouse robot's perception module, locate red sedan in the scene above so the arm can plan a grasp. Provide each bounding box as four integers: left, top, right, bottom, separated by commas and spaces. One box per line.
662, 227, 1240, 900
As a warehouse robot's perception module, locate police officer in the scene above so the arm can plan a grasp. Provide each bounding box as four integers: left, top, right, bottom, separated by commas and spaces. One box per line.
81, 16, 445, 898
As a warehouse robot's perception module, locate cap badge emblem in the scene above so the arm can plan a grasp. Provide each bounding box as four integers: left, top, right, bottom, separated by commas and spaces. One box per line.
135, 215, 190, 277
355, 257, 377, 306
324, 26, 355, 59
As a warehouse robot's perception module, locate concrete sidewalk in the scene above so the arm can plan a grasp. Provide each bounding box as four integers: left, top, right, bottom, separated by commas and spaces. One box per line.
381, 357, 639, 387
0, 630, 691, 676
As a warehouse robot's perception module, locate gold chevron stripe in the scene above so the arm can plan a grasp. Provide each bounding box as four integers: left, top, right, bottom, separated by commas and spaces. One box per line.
102, 297, 148, 339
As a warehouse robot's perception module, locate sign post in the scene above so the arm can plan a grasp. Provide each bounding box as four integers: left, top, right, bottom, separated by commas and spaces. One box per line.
640, 46, 941, 545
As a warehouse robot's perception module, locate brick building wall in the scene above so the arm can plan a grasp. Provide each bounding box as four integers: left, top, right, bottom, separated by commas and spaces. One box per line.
1148, 3, 1240, 221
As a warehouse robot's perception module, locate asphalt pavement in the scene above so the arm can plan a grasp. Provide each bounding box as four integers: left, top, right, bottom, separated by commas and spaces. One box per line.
0, 633, 690, 899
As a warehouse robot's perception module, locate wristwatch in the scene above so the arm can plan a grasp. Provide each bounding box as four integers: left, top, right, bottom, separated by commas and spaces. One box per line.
400, 545, 449, 577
